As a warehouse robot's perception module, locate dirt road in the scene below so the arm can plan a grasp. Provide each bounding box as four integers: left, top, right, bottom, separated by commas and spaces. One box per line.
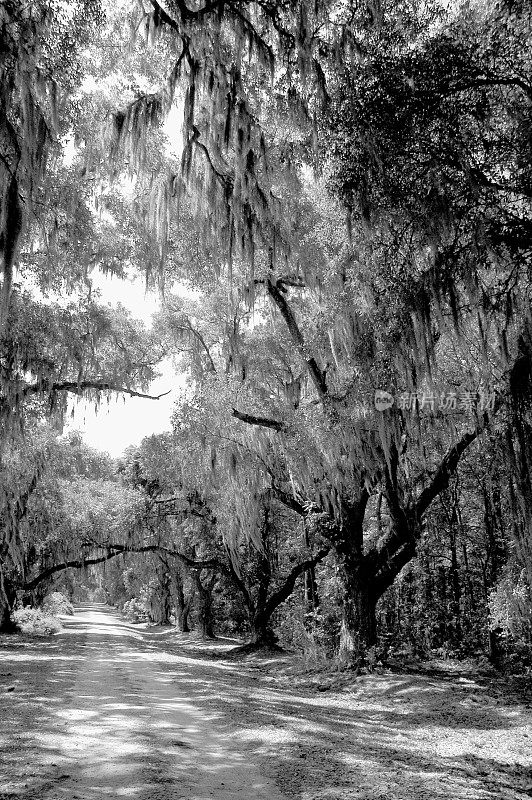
0, 605, 284, 800
1, 604, 531, 800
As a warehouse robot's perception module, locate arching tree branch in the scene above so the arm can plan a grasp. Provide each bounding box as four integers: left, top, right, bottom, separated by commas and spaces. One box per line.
262, 545, 330, 620
415, 398, 502, 517
23, 543, 222, 591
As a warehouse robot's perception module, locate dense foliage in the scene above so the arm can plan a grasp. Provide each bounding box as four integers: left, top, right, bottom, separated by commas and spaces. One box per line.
0, 0, 531, 670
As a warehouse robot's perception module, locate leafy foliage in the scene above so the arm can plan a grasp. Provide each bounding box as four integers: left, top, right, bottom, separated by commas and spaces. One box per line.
12, 606, 62, 635
0, 0, 531, 670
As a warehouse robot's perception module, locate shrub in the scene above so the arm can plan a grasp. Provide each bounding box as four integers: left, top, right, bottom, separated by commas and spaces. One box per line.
489, 570, 532, 645
12, 607, 62, 635
122, 598, 148, 623
42, 592, 74, 616
277, 606, 338, 666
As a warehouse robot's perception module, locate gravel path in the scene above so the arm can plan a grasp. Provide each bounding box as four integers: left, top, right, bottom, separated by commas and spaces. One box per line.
1, 605, 531, 800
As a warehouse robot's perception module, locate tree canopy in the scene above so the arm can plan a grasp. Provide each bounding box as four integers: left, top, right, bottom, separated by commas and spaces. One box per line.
0, 0, 531, 667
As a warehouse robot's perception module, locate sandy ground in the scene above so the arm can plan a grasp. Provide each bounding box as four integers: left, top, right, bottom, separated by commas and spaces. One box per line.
1, 605, 531, 800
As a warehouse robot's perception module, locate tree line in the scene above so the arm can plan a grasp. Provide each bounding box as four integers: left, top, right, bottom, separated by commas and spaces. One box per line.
0, 0, 531, 666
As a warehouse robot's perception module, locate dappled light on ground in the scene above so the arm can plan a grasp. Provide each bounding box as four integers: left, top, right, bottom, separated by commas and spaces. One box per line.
1, 605, 531, 800
0, 606, 282, 800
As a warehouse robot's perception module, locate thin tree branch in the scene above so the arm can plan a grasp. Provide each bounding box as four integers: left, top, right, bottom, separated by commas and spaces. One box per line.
21, 380, 171, 400
149, 0, 226, 23
450, 76, 532, 101
171, 321, 216, 371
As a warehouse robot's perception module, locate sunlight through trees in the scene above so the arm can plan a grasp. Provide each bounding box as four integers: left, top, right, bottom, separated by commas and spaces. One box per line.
0, 0, 531, 671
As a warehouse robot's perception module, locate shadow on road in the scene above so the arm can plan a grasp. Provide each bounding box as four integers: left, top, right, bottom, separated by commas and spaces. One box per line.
1, 604, 530, 800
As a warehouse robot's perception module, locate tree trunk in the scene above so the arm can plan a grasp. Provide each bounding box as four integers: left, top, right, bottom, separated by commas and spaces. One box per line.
249, 611, 278, 646
0, 594, 14, 632
437, 565, 448, 646
338, 555, 377, 665
303, 521, 319, 615
175, 603, 191, 633
448, 527, 462, 646
193, 570, 216, 639
0, 570, 16, 633
242, 503, 275, 647
148, 561, 172, 624
174, 581, 192, 632
303, 564, 319, 614
171, 562, 193, 632
445, 484, 462, 647
334, 492, 374, 665
238, 544, 331, 650
483, 482, 506, 585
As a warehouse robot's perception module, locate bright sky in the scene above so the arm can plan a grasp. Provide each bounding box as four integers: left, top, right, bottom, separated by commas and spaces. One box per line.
66, 274, 180, 457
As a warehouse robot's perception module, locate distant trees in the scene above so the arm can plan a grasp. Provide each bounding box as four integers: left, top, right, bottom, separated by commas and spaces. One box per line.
119, 433, 331, 645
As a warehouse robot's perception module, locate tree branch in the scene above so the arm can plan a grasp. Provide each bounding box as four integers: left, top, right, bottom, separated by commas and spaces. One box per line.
415, 402, 501, 517
269, 484, 307, 516
150, 0, 226, 23
23, 543, 222, 590
266, 278, 328, 400
23, 546, 149, 590
368, 396, 504, 597
371, 538, 416, 600
262, 546, 330, 619
222, 550, 254, 611
232, 408, 285, 431
21, 380, 170, 401
450, 76, 532, 101
182, 322, 216, 372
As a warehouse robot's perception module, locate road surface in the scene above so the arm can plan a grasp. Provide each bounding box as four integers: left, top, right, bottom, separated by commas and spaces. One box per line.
2, 604, 532, 800
1, 604, 285, 800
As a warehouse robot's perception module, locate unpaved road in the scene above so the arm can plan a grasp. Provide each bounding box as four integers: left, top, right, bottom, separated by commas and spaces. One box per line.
1, 604, 532, 800
0, 605, 284, 800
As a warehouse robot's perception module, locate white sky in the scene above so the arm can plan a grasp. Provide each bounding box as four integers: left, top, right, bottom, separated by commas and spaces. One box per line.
66, 274, 180, 457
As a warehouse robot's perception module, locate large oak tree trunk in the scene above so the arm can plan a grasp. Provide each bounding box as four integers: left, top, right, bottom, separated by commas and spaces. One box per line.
249, 611, 277, 646
337, 550, 377, 664
332, 492, 375, 664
